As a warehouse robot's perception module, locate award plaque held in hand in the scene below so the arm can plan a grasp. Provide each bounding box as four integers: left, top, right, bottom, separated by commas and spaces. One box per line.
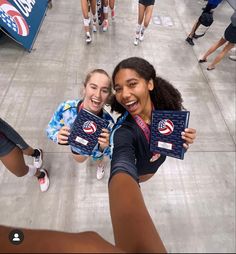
150, 110, 190, 160
68, 108, 109, 155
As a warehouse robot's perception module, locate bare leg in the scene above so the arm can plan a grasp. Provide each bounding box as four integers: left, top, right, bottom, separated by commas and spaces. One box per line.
138, 4, 145, 25
103, 0, 109, 20
22, 146, 34, 156
200, 37, 227, 61
0, 147, 40, 177
188, 20, 201, 38
139, 173, 154, 182
109, 0, 115, 9
81, 0, 90, 33
90, 0, 97, 16
109, 173, 167, 253
143, 5, 154, 28
208, 42, 235, 69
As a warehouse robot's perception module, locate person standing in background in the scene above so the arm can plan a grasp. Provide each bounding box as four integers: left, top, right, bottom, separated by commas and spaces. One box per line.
134, 0, 155, 46
0, 118, 49, 192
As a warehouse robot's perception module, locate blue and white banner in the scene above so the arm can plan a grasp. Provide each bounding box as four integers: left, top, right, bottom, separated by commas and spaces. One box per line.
0, 0, 48, 51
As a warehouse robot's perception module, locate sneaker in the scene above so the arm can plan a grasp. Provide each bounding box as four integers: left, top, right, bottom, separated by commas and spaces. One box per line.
133, 37, 139, 46
186, 37, 194, 46
33, 149, 43, 169
139, 30, 144, 41
230, 47, 236, 53
103, 19, 108, 32
38, 169, 50, 192
92, 22, 97, 32
96, 165, 105, 180
111, 9, 115, 20
229, 55, 236, 61
85, 33, 92, 43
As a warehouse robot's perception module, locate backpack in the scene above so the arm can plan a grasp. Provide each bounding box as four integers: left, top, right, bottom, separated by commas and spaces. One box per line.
199, 12, 214, 27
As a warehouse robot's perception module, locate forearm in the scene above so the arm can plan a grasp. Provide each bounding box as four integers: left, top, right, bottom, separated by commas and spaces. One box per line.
0, 225, 123, 253
109, 173, 167, 253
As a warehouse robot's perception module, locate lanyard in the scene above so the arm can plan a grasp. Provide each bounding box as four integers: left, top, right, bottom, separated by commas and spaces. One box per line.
132, 111, 160, 162
133, 115, 150, 143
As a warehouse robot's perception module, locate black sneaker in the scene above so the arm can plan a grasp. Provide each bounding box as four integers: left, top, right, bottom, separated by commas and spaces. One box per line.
186, 37, 194, 46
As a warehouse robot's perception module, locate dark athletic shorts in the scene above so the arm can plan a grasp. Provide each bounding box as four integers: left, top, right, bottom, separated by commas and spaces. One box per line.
0, 118, 29, 157
0, 133, 16, 157
139, 0, 155, 6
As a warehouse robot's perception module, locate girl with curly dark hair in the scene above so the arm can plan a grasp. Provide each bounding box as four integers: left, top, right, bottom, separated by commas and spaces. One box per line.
109, 57, 196, 183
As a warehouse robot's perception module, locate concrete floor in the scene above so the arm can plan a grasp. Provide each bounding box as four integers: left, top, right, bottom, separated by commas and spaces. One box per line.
0, 0, 235, 252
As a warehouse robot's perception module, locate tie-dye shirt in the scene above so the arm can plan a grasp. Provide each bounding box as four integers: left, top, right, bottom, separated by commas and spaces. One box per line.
46, 99, 114, 159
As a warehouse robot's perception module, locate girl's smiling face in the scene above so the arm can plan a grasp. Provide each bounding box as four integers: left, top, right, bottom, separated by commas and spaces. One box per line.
83, 72, 111, 115
114, 68, 154, 121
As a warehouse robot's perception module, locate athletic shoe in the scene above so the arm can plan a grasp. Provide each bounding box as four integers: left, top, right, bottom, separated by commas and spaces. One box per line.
33, 149, 43, 169
111, 9, 115, 20
103, 20, 109, 32
229, 55, 236, 61
96, 165, 105, 180
133, 37, 139, 46
86, 33, 92, 43
92, 22, 97, 32
38, 169, 50, 192
230, 47, 236, 53
186, 37, 194, 46
139, 30, 145, 41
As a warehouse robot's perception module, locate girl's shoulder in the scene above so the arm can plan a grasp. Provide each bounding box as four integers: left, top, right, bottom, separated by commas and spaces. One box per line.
59, 99, 80, 112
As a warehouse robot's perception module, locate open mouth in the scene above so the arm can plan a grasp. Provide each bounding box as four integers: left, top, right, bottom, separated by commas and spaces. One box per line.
91, 99, 102, 108
124, 101, 138, 112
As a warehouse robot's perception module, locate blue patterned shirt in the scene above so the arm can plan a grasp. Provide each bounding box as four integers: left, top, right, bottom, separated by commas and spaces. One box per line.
46, 99, 114, 159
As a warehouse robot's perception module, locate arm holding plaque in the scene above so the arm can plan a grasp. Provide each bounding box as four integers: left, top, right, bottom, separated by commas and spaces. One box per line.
46, 102, 71, 145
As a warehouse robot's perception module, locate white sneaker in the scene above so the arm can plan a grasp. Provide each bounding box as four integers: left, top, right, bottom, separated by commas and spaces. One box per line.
103, 19, 109, 32
229, 55, 236, 61
139, 30, 144, 41
85, 33, 92, 43
230, 47, 236, 53
133, 37, 139, 46
38, 169, 50, 192
96, 165, 105, 180
92, 22, 97, 32
33, 149, 43, 169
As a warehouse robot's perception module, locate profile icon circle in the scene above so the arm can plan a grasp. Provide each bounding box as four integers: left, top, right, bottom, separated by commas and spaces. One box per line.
9, 229, 24, 245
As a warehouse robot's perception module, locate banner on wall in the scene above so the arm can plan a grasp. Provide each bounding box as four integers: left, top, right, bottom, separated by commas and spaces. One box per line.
0, 0, 48, 51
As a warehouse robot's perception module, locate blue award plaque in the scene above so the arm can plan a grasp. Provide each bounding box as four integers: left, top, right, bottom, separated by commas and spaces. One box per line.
68, 109, 109, 155
150, 110, 190, 160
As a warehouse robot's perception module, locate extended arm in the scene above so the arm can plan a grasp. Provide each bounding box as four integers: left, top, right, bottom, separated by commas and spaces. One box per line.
109, 172, 167, 253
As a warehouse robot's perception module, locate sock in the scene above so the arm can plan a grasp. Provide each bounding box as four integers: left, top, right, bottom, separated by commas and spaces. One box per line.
27, 165, 37, 177
141, 26, 146, 34
136, 24, 141, 34
31, 149, 40, 158
93, 15, 97, 23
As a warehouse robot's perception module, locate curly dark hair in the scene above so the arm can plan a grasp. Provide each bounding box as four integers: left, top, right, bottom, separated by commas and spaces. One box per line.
110, 57, 184, 114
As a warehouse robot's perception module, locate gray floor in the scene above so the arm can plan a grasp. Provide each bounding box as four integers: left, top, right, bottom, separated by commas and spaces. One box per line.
0, 0, 235, 252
